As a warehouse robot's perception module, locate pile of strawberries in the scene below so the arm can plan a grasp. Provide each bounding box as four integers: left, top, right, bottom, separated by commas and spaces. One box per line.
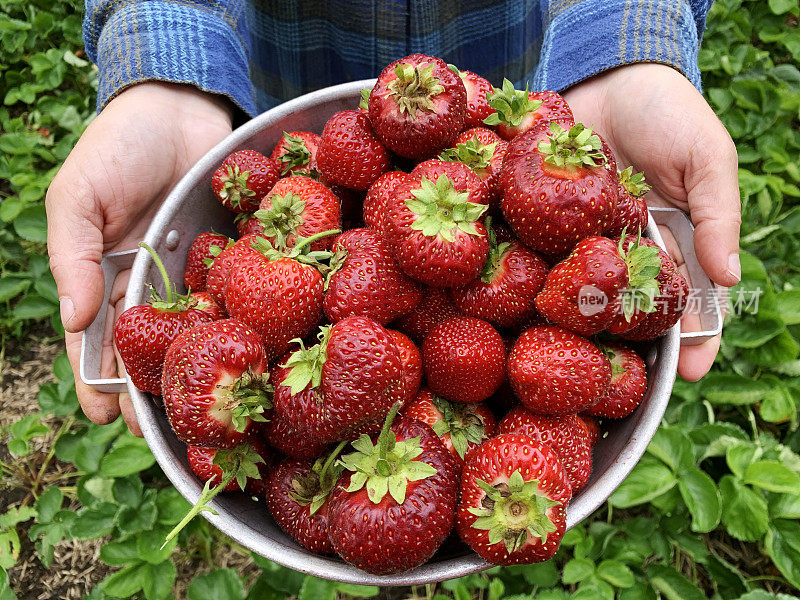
114, 54, 688, 575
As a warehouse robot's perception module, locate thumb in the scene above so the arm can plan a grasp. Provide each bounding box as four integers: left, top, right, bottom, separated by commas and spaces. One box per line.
46, 176, 106, 333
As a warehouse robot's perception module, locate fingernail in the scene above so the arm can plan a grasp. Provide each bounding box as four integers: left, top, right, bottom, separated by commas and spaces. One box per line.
727, 253, 741, 283
59, 296, 74, 328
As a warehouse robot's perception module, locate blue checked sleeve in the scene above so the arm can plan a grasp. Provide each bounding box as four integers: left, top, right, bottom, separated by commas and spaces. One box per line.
534, 0, 712, 93
83, 0, 256, 116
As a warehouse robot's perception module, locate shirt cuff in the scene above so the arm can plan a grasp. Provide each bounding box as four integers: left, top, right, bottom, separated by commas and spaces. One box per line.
534, 0, 703, 93
91, 1, 256, 116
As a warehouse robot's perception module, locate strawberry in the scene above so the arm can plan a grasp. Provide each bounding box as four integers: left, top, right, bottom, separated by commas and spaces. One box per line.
270, 131, 322, 177
363, 171, 413, 235
190, 291, 226, 320
114, 244, 215, 396
383, 174, 489, 287
387, 329, 423, 404
272, 317, 403, 442
422, 316, 506, 403
497, 408, 592, 492
266, 443, 347, 554
507, 325, 611, 415
587, 342, 647, 418
403, 388, 495, 463
327, 406, 460, 574
324, 228, 423, 325
457, 70, 495, 129
187, 438, 273, 495
411, 159, 490, 206
262, 413, 329, 461
205, 233, 264, 306
212, 149, 281, 213
456, 434, 571, 565
577, 413, 601, 445
224, 233, 333, 360
316, 110, 390, 190
235, 212, 264, 237
484, 80, 573, 140
393, 287, 461, 343
184, 232, 233, 292
441, 127, 508, 207
255, 176, 341, 252
501, 122, 618, 254
605, 167, 650, 238
369, 54, 467, 159
450, 222, 548, 328
329, 183, 366, 231
535, 234, 662, 337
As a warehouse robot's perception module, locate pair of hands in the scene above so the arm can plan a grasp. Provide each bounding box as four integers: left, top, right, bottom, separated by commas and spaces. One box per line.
46, 64, 741, 435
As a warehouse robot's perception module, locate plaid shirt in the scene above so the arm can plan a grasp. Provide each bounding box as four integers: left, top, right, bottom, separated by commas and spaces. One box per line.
84, 0, 711, 117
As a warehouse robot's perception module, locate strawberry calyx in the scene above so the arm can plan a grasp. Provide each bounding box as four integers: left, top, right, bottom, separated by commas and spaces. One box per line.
468, 470, 560, 553
161, 443, 265, 549
289, 440, 348, 515
359, 88, 370, 111
387, 62, 445, 118
406, 175, 488, 243
218, 369, 273, 433
428, 394, 490, 460
280, 325, 333, 394
439, 139, 497, 173
617, 232, 662, 321
483, 79, 543, 128
276, 132, 313, 175
479, 218, 511, 284
338, 402, 437, 505
140, 242, 197, 312
218, 164, 257, 210
250, 229, 339, 272
202, 236, 235, 268
323, 245, 349, 290
618, 166, 651, 198
537, 122, 607, 170
596, 343, 627, 377
254, 192, 307, 248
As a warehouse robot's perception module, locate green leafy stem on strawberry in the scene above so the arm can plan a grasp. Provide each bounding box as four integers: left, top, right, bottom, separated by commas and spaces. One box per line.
439, 139, 498, 172
406, 175, 488, 242
289, 440, 349, 515
617, 231, 663, 321
218, 369, 273, 433
428, 394, 489, 460
483, 79, 543, 127
280, 325, 333, 394
276, 132, 314, 175
537, 122, 607, 170
478, 217, 511, 285
141, 242, 199, 312
387, 62, 445, 118
253, 192, 307, 248
250, 228, 340, 274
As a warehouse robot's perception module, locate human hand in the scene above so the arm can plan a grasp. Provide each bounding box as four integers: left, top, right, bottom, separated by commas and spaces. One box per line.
563, 63, 741, 381
46, 82, 233, 435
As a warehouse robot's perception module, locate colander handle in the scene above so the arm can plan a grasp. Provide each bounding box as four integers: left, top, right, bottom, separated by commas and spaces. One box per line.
79, 248, 138, 394
649, 207, 724, 346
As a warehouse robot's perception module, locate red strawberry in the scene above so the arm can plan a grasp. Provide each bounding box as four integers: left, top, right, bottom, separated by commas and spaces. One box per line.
205, 233, 264, 306
187, 438, 273, 495
422, 316, 506, 403
235, 212, 264, 237
507, 325, 611, 415
387, 329, 423, 404
114, 244, 214, 395
327, 408, 460, 574
393, 287, 461, 343
316, 110, 390, 190
255, 176, 341, 252
272, 317, 403, 442
369, 54, 467, 159
384, 174, 489, 287
535, 235, 662, 337
458, 70, 495, 129
577, 413, 601, 445
484, 81, 573, 140
441, 127, 508, 207
605, 167, 650, 238
262, 413, 329, 461
161, 318, 272, 447
501, 122, 618, 254
270, 131, 322, 177
403, 388, 496, 463
212, 150, 281, 213
266, 444, 347, 554
324, 228, 423, 324
184, 232, 233, 292
190, 291, 227, 320
450, 222, 548, 328
411, 159, 489, 206
497, 408, 592, 492
456, 433, 572, 565
587, 342, 647, 418
363, 171, 413, 235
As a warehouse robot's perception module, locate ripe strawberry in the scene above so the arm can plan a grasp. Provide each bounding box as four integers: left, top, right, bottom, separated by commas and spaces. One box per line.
497, 408, 592, 492
187, 438, 273, 495
384, 174, 489, 287
262, 411, 329, 461
587, 342, 647, 418
270, 131, 322, 176
235, 212, 264, 237
393, 287, 461, 343
457, 70, 495, 129
316, 110, 390, 190
115, 244, 214, 396
266, 443, 347, 554
507, 325, 611, 415
403, 388, 496, 463
190, 291, 226, 320
501, 122, 618, 254
272, 317, 403, 442
450, 222, 548, 328
387, 330, 423, 403
363, 171, 413, 235
535, 235, 662, 337
255, 176, 341, 252
441, 127, 508, 207
162, 318, 272, 447
484, 80, 573, 140
456, 434, 571, 565
422, 316, 506, 404
212, 150, 281, 213
327, 407, 460, 574
605, 167, 650, 237
577, 413, 601, 445
324, 228, 423, 324
184, 232, 233, 292
205, 233, 264, 306
411, 159, 489, 206
369, 54, 467, 159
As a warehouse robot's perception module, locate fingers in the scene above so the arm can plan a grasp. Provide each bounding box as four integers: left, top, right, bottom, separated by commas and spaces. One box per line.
65, 330, 121, 425
678, 334, 721, 381
119, 393, 143, 437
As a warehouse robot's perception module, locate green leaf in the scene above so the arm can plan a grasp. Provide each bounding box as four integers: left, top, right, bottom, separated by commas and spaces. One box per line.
609, 460, 677, 508
101, 562, 146, 597
0, 277, 29, 302
187, 569, 245, 600
765, 520, 800, 590
700, 373, 773, 405
298, 576, 337, 600
11, 293, 57, 320
775, 290, 800, 324
100, 434, 155, 477
562, 558, 595, 584
677, 467, 722, 533
12, 205, 47, 243
596, 560, 634, 588
744, 460, 800, 493
141, 561, 176, 600
100, 538, 140, 566
719, 475, 769, 541
768, 0, 798, 14
647, 564, 705, 600
646, 428, 693, 472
